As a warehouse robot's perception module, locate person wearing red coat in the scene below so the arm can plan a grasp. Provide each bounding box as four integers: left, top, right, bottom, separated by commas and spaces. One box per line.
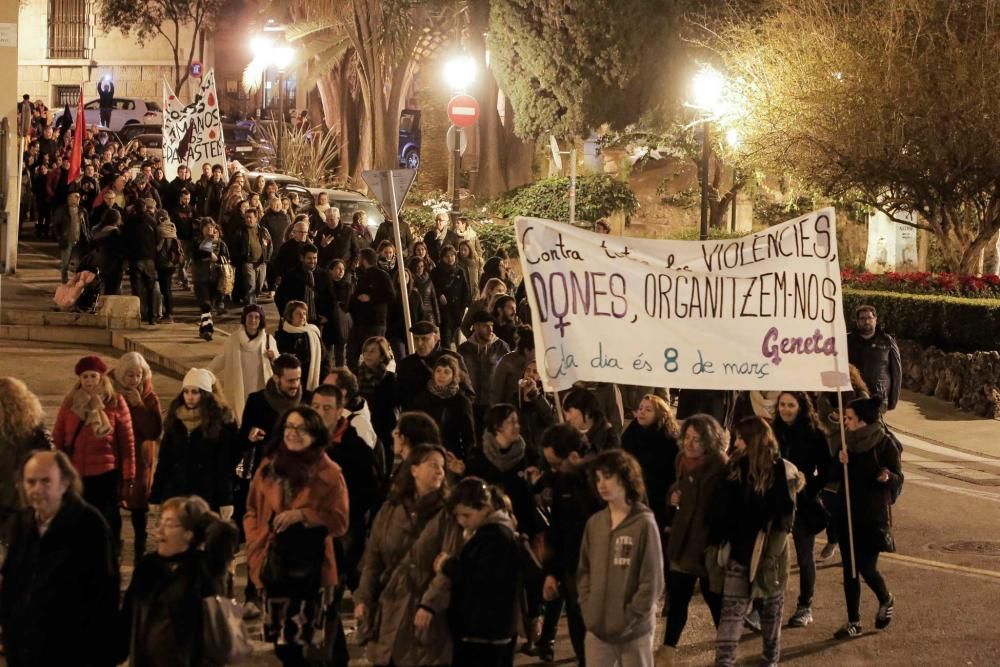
52, 355, 136, 553
244, 405, 349, 667
109, 352, 163, 567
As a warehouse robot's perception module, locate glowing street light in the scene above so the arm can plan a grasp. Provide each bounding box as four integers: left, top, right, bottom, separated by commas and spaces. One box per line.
252, 29, 296, 168
689, 65, 728, 240
443, 54, 476, 93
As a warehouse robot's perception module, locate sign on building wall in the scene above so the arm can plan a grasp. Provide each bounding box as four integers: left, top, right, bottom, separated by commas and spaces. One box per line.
516, 208, 850, 392
865, 209, 919, 274
162, 69, 227, 181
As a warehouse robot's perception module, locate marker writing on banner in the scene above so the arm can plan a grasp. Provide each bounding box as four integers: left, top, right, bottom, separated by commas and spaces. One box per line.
760, 327, 837, 365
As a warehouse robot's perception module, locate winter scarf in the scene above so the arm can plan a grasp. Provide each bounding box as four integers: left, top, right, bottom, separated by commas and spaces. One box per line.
377, 255, 397, 273
156, 219, 178, 240
209, 328, 276, 421
357, 362, 387, 398
750, 391, 781, 420
351, 218, 368, 238
71, 387, 113, 437
845, 421, 886, 455
271, 442, 324, 492
262, 377, 303, 415
426, 378, 459, 399
676, 452, 706, 479
175, 404, 203, 433
280, 320, 323, 390
314, 203, 331, 220
482, 432, 526, 473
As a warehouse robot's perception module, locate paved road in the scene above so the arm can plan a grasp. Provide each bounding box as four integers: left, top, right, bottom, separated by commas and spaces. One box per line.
2, 340, 999, 665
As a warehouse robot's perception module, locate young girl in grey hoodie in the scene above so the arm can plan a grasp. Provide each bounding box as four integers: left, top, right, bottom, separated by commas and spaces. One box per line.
578, 449, 665, 666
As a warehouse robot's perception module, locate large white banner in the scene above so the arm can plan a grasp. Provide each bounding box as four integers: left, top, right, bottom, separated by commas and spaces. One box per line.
516, 208, 850, 392
162, 70, 228, 181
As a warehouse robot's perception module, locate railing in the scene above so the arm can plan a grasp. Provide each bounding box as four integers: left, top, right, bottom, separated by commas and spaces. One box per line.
47, 0, 88, 59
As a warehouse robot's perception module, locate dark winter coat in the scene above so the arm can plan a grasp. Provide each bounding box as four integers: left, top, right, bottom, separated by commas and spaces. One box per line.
374, 219, 414, 256
275, 325, 329, 389
847, 328, 902, 410
358, 368, 397, 454
324, 274, 355, 346
275, 266, 333, 323
772, 418, 832, 507
423, 229, 461, 263
410, 272, 441, 326
457, 335, 511, 407
1, 495, 118, 667
666, 450, 727, 575
512, 388, 555, 468
394, 349, 474, 410
316, 223, 359, 268
238, 383, 311, 477
541, 463, 602, 579
430, 262, 471, 329
0, 426, 52, 539
327, 419, 381, 524
466, 434, 544, 537
583, 417, 620, 454
621, 420, 679, 531
150, 412, 238, 510
261, 210, 292, 256
124, 213, 159, 262
350, 265, 396, 328
228, 222, 273, 265
410, 388, 477, 459
831, 422, 903, 547
442, 512, 521, 643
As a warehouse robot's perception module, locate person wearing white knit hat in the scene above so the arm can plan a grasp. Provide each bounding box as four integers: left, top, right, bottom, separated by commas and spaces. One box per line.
149, 367, 238, 526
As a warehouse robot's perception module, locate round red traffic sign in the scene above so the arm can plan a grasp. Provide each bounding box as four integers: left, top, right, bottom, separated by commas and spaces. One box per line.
447, 94, 480, 127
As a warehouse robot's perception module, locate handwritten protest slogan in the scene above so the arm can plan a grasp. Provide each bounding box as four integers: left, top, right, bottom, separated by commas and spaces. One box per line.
162, 71, 227, 181
515, 208, 850, 392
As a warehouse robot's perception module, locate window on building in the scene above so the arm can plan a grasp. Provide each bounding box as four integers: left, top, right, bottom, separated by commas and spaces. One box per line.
48, 0, 88, 59
54, 85, 81, 108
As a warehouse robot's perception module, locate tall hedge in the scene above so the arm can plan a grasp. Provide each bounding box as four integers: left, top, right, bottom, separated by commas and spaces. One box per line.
842, 288, 1000, 352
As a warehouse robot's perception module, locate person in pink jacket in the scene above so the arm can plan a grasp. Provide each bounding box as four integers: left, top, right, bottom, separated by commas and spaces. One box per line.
52, 355, 135, 554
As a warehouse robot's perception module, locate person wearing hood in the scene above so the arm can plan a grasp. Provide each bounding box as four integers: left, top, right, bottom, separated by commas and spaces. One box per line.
412, 355, 477, 460
433, 478, 522, 667
153, 209, 183, 323
710, 416, 804, 667
52, 355, 135, 553
109, 352, 163, 567
275, 300, 328, 392
458, 310, 511, 434
208, 304, 279, 421
578, 449, 665, 667
466, 404, 544, 540
244, 406, 350, 667
117, 495, 238, 667
830, 396, 902, 641
149, 368, 236, 521
771, 391, 832, 628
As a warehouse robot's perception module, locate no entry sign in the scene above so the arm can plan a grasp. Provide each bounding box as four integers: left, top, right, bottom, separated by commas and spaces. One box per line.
447, 94, 480, 127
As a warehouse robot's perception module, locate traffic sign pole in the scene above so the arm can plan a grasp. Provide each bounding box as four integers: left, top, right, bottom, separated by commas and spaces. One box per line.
451, 126, 462, 212
385, 169, 414, 352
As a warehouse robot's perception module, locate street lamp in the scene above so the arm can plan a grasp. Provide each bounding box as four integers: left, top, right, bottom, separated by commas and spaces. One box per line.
690, 65, 726, 241
252, 32, 295, 169
444, 54, 476, 212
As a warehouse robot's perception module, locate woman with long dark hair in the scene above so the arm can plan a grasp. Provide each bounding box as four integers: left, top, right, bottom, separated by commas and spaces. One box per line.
354, 444, 460, 667
150, 369, 237, 518
622, 394, 680, 551
771, 391, 832, 628
712, 416, 803, 667
411, 355, 477, 459
244, 406, 350, 667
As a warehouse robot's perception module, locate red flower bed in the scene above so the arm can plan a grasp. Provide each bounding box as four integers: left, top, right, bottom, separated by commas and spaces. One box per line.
841, 268, 1000, 298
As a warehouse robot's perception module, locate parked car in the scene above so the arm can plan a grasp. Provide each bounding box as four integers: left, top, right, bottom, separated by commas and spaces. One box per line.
398, 108, 421, 169
117, 123, 162, 143
53, 98, 163, 132
125, 134, 164, 160
222, 124, 273, 169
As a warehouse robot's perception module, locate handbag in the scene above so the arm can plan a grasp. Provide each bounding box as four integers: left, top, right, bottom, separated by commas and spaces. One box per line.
260, 522, 328, 597
202, 595, 254, 665
217, 256, 235, 296
799, 495, 830, 535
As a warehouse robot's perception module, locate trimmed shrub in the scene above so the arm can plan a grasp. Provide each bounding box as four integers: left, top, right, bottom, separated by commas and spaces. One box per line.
486, 174, 639, 222
842, 269, 1000, 299
842, 288, 1000, 352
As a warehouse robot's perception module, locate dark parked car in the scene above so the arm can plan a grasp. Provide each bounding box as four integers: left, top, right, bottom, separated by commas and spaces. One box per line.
398, 109, 421, 169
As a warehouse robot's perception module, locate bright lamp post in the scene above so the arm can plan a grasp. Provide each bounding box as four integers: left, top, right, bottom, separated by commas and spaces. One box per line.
443, 54, 476, 212
252, 33, 295, 169
690, 66, 725, 241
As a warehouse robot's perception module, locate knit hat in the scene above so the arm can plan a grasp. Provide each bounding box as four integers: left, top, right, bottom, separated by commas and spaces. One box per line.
74, 355, 108, 376
182, 368, 215, 393
241, 304, 266, 327
847, 396, 882, 424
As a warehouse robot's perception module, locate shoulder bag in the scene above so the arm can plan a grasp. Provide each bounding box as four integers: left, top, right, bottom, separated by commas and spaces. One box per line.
217, 256, 235, 296
260, 520, 328, 597
202, 594, 254, 665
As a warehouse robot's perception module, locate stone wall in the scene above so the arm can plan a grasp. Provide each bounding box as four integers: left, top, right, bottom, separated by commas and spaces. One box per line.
898, 339, 1000, 418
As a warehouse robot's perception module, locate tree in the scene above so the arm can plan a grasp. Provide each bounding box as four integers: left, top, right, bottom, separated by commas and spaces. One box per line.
488, 0, 672, 141
97, 0, 226, 91
710, 0, 1000, 273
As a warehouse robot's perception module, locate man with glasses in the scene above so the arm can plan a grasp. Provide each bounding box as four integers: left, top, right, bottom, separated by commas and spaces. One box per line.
846, 305, 902, 412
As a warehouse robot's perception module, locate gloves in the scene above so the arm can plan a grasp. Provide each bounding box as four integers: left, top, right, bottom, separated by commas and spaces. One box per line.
219, 505, 234, 521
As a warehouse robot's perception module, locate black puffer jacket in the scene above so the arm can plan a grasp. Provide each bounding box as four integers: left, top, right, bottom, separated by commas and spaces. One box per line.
621, 420, 679, 531
847, 328, 902, 410
150, 414, 238, 510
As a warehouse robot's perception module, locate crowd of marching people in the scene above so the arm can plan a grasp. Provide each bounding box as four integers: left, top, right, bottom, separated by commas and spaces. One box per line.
4, 106, 907, 667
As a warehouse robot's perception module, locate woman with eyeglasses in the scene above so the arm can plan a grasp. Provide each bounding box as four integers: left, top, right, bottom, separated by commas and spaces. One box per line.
118, 495, 238, 667
244, 406, 350, 667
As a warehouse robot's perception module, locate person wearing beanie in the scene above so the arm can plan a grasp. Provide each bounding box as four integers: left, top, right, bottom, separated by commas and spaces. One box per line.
108, 352, 163, 568
52, 355, 136, 554
830, 394, 903, 640
150, 368, 237, 528
208, 304, 279, 421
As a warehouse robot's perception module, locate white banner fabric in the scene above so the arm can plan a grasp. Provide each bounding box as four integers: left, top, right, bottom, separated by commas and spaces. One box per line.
162, 71, 228, 181
515, 208, 850, 392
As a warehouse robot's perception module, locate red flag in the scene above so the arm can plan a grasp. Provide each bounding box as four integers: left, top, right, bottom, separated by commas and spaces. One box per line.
67, 89, 85, 183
